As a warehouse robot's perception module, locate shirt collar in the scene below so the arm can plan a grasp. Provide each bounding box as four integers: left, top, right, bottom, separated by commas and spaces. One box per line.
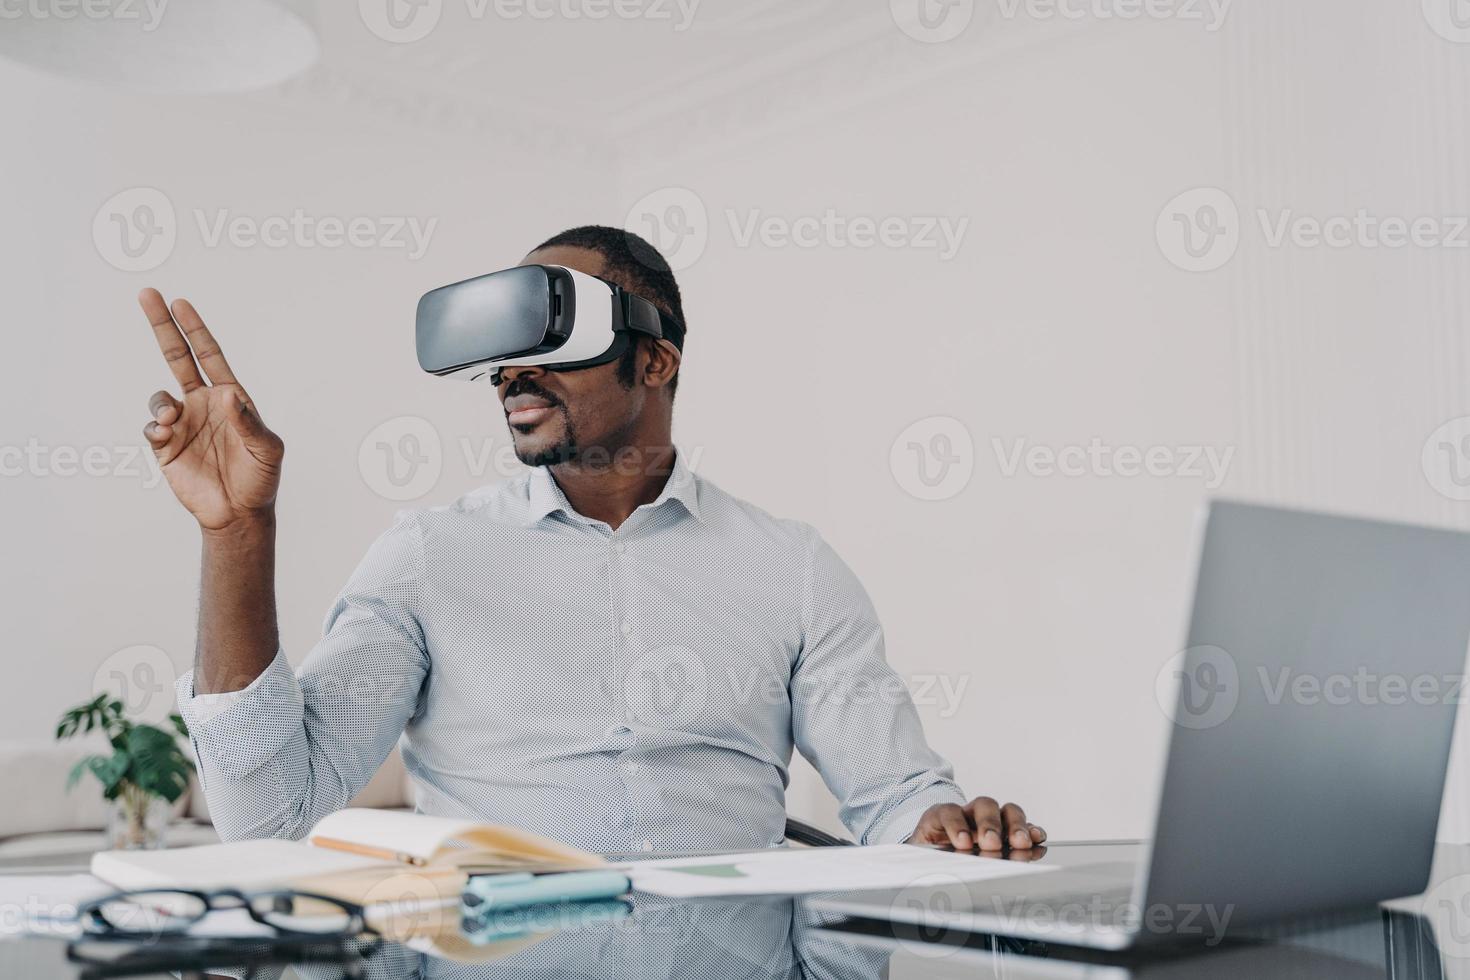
522, 450, 702, 527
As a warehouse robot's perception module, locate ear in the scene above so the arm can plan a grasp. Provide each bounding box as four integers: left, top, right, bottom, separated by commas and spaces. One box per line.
641, 337, 682, 391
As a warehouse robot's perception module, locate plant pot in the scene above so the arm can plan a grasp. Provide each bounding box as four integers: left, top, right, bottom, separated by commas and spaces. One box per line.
107, 789, 172, 850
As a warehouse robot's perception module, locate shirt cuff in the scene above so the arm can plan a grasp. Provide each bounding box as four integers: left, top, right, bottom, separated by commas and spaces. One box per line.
867, 783, 969, 845
175, 651, 305, 780
185, 668, 274, 724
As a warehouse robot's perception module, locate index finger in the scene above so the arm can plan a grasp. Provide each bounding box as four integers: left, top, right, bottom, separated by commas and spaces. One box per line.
138, 288, 204, 392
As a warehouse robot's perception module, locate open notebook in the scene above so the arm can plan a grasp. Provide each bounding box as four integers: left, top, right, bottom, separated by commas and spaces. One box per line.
91, 808, 603, 908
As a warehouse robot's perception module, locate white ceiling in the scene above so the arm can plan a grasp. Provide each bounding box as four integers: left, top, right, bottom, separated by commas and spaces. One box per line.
278, 0, 1080, 166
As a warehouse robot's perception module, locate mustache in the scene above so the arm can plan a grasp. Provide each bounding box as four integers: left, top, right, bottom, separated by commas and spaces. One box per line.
503, 377, 562, 407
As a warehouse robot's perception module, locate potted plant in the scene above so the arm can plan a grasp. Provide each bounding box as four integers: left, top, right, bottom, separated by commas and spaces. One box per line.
56, 694, 194, 850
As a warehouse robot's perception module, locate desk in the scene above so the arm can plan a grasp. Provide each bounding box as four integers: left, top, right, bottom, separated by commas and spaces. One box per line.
0, 840, 1464, 979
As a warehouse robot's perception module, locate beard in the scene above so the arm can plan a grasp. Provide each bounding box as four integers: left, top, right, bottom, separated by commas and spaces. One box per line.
516, 438, 578, 467
512, 407, 580, 467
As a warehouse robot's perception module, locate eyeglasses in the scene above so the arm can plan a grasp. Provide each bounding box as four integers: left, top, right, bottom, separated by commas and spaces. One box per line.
76, 887, 378, 939
66, 933, 381, 980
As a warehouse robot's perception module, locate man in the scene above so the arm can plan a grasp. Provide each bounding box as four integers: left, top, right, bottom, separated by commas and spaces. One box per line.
140, 226, 1045, 853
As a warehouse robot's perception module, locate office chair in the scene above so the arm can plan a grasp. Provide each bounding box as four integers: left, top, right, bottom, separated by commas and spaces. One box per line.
783, 817, 851, 848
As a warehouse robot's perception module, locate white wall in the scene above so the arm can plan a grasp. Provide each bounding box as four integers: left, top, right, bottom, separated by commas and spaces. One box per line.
6, 0, 1470, 843
618, 4, 1470, 840
0, 59, 612, 738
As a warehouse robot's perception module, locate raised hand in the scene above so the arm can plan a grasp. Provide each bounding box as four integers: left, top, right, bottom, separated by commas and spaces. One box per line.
139, 289, 284, 531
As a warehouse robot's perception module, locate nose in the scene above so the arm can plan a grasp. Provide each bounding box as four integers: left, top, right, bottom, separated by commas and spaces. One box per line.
496, 363, 547, 387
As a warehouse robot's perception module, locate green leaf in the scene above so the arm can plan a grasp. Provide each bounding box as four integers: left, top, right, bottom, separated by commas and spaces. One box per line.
169, 714, 189, 739
124, 725, 193, 804
66, 756, 103, 791
86, 752, 130, 796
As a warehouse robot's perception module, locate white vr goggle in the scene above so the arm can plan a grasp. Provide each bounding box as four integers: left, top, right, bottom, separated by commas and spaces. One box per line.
415, 264, 684, 386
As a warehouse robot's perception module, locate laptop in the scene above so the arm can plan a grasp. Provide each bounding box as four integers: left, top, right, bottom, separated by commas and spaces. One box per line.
811, 500, 1470, 950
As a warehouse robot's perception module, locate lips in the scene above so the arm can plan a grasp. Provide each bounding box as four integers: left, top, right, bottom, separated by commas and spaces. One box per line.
504, 393, 557, 427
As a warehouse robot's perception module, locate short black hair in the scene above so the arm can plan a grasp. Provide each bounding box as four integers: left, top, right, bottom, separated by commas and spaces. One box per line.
532, 224, 686, 393
532, 225, 685, 337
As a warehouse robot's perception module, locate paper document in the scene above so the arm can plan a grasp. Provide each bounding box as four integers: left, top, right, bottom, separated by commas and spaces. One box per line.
625, 845, 1056, 898
0, 874, 112, 938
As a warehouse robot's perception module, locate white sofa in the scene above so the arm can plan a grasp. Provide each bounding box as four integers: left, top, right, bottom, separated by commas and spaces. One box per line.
0, 738, 413, 865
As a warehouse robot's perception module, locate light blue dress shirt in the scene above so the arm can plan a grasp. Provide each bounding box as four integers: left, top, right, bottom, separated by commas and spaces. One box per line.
176, 451, 965, 851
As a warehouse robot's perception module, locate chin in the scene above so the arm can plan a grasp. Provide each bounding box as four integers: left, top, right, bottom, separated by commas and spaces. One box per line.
512, 432, 577, 468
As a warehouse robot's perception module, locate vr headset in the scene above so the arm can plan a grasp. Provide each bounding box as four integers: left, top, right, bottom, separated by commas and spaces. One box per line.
415, 265, 684, 386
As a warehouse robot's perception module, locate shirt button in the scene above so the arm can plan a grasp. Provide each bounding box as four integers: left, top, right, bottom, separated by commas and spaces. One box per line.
638, 841, 654, 852
624, 760, 639, 773
613, 541, 626, 554
620, 621, 632, 635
